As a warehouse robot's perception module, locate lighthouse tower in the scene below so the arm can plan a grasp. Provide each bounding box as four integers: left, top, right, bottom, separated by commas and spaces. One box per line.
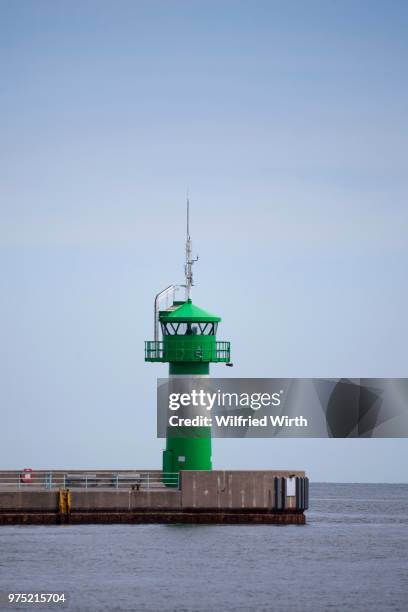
145, 201, 231, 475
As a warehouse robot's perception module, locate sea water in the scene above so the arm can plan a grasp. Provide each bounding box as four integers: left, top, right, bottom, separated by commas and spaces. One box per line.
0, 483, 407, 611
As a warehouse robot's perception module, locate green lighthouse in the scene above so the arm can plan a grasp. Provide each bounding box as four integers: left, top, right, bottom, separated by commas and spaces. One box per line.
145, 201, 231, 476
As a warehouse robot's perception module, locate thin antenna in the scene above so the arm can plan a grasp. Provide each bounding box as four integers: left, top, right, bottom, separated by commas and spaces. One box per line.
184, 195, 198, 301
187, 195, 190, 240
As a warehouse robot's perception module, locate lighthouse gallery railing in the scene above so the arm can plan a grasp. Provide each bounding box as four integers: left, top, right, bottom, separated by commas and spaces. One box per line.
145, 340, 230, 362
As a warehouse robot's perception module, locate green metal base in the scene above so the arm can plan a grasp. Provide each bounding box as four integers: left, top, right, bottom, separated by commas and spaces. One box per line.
163, 431, 212, 486
163, 362, 211, 483
169, 362, 209, 376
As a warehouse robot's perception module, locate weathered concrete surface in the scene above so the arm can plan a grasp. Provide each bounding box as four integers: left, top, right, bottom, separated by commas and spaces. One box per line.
0, 490, 58, 512
0, 510, 305, 525
180, 470, 304, 509
0, 513, 58, 525
0, 470, 307, 525
70, 489, 181, 511
68, 511, 305, 525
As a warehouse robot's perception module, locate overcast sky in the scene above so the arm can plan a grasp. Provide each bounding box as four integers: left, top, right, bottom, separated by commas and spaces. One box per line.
1, 0, 407, 481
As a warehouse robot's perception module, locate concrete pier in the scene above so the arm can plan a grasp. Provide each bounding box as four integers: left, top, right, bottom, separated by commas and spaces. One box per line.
0, 470, 308, 525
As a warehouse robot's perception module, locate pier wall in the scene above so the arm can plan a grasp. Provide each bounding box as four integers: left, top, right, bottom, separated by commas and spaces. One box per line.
180, 470, 303, 509
0, 470, 308, 525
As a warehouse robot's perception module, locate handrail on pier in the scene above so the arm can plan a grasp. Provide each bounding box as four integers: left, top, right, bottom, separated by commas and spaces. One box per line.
0, 471, 179, 490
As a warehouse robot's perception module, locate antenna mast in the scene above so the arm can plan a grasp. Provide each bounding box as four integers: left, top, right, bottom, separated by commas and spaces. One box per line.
184, 197, 198, 301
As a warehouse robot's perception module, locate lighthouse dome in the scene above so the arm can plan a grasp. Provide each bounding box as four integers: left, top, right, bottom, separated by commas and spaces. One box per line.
159, 299, 221, 323
159, 299, 221, 336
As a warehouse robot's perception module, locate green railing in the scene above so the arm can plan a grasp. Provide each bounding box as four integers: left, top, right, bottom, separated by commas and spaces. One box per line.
145, 340, 230, 363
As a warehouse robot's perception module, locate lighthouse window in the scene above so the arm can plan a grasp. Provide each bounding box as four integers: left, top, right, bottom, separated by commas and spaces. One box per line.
197, 323, 218, 335
161, 322, 217, 335
161, 322, 180, 335
185, 323, 198, 335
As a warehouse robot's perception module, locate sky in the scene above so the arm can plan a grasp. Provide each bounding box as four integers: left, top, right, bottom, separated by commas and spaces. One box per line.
1, 0, 407, 481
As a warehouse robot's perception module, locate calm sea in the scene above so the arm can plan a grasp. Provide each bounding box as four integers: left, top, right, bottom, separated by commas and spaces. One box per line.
0, 483, 407, 612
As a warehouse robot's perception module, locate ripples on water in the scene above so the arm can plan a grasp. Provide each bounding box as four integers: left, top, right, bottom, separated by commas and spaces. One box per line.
0, 484, 407, 612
